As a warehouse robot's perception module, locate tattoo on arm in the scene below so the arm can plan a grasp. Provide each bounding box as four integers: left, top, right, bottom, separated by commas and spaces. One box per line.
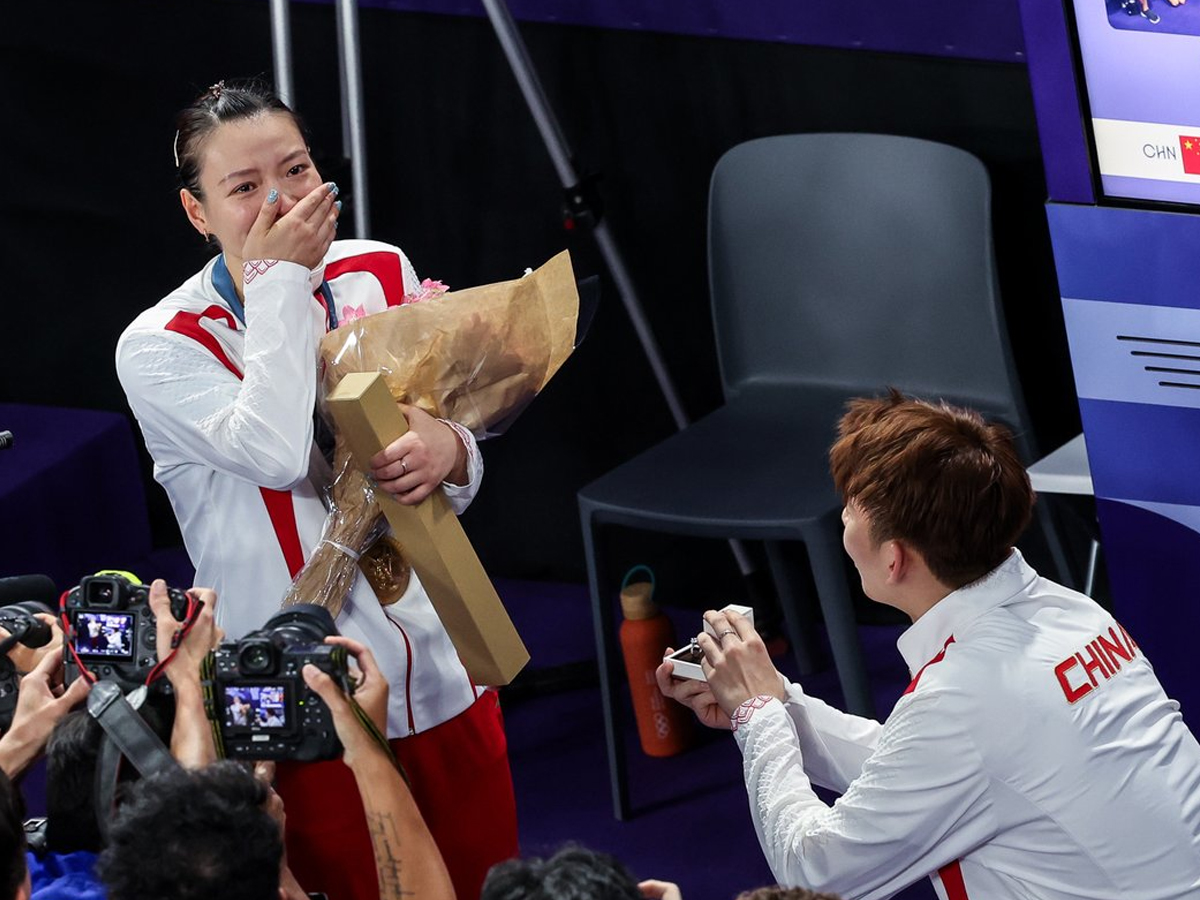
366, 811, 411, 898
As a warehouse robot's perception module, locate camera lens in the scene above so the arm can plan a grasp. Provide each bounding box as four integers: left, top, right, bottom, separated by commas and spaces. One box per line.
262, 604, 338, 645
237, 640, 276, 675
0, 602, 53, 648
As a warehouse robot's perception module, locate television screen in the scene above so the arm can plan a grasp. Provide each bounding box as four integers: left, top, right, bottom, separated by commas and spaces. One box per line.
1068, 0, 1200, 207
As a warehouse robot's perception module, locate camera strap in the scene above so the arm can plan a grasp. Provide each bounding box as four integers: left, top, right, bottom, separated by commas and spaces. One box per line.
88, 682, 179, 840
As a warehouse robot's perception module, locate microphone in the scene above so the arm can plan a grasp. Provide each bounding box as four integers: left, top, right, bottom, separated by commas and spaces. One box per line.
0, 574, 58, 609
0, 431, 12, 450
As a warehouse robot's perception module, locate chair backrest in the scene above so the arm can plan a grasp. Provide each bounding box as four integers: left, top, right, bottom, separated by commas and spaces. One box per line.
707, 133, 1037, 455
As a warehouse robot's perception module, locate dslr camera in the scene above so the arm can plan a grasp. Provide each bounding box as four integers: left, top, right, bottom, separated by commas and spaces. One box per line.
202, 604, 353, 762
0, 599, 54, 732
62, 573, 190, 693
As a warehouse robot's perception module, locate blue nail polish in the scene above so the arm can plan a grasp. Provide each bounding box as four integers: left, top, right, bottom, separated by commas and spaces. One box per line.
335, 200, 343, 213
267, 188, 278, 203
329, 182, 339, 196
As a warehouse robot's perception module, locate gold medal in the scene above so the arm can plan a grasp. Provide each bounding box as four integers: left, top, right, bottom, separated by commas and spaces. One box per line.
358, 535, 411, 606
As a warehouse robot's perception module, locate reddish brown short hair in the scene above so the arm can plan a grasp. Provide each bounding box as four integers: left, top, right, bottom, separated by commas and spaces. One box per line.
828, 388, 1034, 588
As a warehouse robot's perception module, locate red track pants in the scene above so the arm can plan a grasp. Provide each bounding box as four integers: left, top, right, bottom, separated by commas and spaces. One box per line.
275, 690, 519, 900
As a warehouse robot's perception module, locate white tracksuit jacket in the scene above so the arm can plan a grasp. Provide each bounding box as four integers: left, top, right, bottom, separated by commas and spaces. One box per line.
733, 550, 1200, 899
115, 241, 482, 738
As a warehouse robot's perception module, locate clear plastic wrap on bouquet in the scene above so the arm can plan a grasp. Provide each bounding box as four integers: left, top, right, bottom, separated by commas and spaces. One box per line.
284, 250, 580, 613
281, 438, 388, 618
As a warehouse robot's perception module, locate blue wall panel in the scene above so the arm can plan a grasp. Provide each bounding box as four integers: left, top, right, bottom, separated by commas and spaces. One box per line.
1049, 200, 1200, 725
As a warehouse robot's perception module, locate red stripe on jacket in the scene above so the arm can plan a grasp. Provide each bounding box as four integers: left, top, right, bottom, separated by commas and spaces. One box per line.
938, 860, 970, 898
908, 639, 970, 897
903, 635, 956, 696
164, 305, 305, 577
165, 306, 241, 377
324, 251, 408, 307
387, 616, 418, 734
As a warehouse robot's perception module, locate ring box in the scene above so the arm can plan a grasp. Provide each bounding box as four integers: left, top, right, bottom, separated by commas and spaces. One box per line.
664, 604, 754, 681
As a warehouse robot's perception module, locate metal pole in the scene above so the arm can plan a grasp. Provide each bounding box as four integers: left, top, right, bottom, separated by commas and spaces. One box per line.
269, 0, 295, 107
479, 0, 755, 575
335, 0, 371, 237
480, 0, 687, 429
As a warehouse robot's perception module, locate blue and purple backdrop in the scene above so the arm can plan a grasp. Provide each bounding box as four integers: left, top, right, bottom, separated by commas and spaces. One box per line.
1046, 203, 1200, 725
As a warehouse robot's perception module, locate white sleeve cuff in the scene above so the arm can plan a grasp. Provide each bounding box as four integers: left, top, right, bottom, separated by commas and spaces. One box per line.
438, 419, 483, 512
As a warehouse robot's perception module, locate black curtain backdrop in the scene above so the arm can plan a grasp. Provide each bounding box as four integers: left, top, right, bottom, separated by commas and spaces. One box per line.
2, 1, 1079, 602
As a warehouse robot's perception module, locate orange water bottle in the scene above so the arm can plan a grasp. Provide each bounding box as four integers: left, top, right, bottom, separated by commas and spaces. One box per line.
618, 566, 694, 757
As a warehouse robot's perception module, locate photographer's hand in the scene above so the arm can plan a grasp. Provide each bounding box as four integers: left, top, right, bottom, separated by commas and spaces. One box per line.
1, 613, 63, 675
149, 580, 223, 768
149, 581, 223, 689
303, 644, 454, 900
655, 653, 732, 731
302, 636, 388, 766
0, 649, 90, 778
330, 635, 389, 735
639, 880, 684, 900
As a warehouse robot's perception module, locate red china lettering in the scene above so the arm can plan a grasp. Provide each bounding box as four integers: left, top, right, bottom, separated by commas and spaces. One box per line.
1056, 624, 1140, 704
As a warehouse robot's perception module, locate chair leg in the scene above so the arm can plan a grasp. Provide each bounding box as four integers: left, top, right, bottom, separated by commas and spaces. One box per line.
580, 512, 632, 820
803, 515, 875, 718
763, 540, 820, 677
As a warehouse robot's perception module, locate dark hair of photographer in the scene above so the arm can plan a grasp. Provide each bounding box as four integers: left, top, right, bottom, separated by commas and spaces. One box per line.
735, 887, 843, 900
96, 761, 282, 900
42, 694, 174, 855
43, 710, 104, 854
481, 845, 644, 900
0, 769, 28, 900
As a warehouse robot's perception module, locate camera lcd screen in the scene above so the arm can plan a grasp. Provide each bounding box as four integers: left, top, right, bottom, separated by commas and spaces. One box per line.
74, 612, 136, 660
223, 684, 289, 731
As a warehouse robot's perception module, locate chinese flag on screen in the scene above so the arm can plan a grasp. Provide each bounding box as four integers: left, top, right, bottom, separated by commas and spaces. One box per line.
1180, 135, 1200, 175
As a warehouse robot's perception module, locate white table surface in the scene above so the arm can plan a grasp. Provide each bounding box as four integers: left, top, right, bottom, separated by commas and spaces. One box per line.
1027, 433, 1092, 496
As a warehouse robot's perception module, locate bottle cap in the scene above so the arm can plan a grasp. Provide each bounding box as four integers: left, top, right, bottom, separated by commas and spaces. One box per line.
620, 581, 657, 619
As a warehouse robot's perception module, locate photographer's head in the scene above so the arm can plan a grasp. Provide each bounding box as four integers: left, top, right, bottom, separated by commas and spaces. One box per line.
829, 389, 1033, 617
0, 770, 29, 900
97, 761, 282, 900
481, 845, 644, 900
44, 710, 105, 853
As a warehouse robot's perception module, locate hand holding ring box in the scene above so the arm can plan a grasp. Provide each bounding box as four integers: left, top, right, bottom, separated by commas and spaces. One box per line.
664, 604, 754, 681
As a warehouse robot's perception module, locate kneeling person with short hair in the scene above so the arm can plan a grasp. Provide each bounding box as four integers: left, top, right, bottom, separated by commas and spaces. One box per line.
659, 389, 1200, 899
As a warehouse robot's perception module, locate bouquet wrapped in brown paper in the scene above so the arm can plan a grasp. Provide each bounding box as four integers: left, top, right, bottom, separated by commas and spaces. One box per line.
283, 250, 580, 616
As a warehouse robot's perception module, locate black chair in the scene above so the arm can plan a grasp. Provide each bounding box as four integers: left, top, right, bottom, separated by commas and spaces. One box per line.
578, 133, 1070, 819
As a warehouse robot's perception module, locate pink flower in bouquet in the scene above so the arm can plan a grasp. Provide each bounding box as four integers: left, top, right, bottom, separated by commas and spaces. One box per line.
403, 278, 449, 304
340, 303, 368, 323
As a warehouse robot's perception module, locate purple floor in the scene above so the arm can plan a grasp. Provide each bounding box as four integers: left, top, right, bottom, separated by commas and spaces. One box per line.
495, 577, 937, 900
